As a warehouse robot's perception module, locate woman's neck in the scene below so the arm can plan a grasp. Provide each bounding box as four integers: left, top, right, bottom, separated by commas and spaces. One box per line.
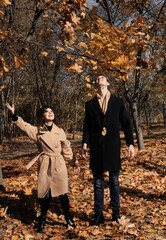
44, 121, 53, 126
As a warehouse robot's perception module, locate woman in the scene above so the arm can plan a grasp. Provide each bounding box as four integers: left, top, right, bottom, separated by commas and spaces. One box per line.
6, 103, 80, 232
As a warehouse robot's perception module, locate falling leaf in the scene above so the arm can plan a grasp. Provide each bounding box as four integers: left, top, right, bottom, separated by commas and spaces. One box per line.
86, 83, 91, 88
64, 21, 74, 34
81, 12, 86, 18
85, 76, 90, 82
0, 85, 5, 91
2, 0, 11, 6
41, 52, 48, 57
0, 55, 9, 72
14, 56, 21, 69
71, 12, 80, 26
79, 42, 88, 48
145, 34, 150, 40
56, 46, 65, 52
69, 63, 83, 73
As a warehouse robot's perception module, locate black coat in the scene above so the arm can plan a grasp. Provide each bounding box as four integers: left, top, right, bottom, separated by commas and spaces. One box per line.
82, 94, 134, 172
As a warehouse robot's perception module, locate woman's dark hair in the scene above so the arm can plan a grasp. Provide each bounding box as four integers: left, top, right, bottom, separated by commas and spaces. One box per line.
36, 105, 61, 128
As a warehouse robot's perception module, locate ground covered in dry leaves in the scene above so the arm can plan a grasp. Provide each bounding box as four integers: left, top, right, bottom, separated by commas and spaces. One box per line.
0, 127, 165, 240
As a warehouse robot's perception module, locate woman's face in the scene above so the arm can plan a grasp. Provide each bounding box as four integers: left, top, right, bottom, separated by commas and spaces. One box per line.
43, 108, 55, 122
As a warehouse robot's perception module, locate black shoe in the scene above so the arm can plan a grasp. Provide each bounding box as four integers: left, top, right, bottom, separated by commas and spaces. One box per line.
37, 216, 46, 232
112, 210, 120, 223
66, 215, 76, 229
90, 211, 105, 226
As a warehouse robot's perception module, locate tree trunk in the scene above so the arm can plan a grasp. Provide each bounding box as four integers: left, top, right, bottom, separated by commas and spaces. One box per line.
0, 163, 3, 186
144, 102, 150, 136
131, 102, 145, 150
0, 91, 5, 144
73, 96, 78, 140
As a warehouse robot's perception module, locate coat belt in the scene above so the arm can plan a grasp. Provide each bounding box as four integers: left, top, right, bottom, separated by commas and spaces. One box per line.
26, 152, 59, 170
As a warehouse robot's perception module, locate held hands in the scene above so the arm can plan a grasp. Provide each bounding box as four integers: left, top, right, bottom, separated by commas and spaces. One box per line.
128, 145, 135, 159
6, 102, 15, 115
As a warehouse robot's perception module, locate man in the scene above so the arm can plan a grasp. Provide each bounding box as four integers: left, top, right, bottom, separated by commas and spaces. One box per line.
82, 74, 135, 226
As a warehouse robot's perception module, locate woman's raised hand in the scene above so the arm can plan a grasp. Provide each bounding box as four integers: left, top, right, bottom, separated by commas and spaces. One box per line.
6, 102, 15, 115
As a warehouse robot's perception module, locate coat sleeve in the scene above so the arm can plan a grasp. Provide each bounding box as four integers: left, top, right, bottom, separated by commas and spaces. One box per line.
60, 129, 78, 166
82, 102, 90, 146
13, 116, 37, 142
119, 99, 134, 146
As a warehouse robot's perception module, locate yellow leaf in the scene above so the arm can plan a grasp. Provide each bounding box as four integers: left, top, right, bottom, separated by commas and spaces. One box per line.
0, 10, 4, 15
0, 85, 5, 91
146, 229, 154, 233
12, 236, 19, 240
85, 76, 90, 82
90, 33, 95, 39
135, 66, 140, 70
135, 32, 145, 36
2, 0, 11, 6
86, 83, 91, 88
14, 56, 21, 69
75, 59, 83, 65
64, 21, 74, 34
41, 51, 48, 57
145, 34, 150, 40
50, 60, 54, 64
0, 56, 9, 72
93, 66, 97, 70
71, 12, 80, 25
115, 27, 124, 34
81, 12, 86, 18
124, 22, 131, 28
79, 42, 88, 49
25, 234, 34, 240
24, 188, 32, 195
69, 63, 83, 73
56, 46, 65, 52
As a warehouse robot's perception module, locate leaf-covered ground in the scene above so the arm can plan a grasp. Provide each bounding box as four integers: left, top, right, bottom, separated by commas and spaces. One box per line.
0, 128, 165, 240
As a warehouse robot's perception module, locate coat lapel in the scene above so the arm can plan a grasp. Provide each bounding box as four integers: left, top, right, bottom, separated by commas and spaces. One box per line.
104, 94, 113, 117
93, 95, 104, 115
38, 124, 60, 152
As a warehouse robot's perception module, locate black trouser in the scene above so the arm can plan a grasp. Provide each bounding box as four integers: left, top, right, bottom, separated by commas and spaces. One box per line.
93, 170, 120, 212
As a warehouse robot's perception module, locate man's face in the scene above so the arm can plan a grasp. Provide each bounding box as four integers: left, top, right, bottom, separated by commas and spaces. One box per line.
96, 75, 109, 87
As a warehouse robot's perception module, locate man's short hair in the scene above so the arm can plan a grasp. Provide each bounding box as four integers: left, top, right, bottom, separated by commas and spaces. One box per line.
95, 73, 108, 83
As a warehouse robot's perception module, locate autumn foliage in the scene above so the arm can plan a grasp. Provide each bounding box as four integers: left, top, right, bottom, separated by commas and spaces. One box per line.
0, 127, 165, 239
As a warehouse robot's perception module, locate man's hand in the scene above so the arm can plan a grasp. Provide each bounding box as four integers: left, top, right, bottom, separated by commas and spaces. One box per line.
128, 145, 135, 159
82, 149, 88, 159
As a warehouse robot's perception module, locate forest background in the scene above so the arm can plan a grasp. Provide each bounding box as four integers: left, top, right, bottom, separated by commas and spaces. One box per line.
0, 1, 165, 239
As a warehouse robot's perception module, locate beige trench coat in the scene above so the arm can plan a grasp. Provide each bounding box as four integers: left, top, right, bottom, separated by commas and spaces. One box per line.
14, 117, 77, 198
